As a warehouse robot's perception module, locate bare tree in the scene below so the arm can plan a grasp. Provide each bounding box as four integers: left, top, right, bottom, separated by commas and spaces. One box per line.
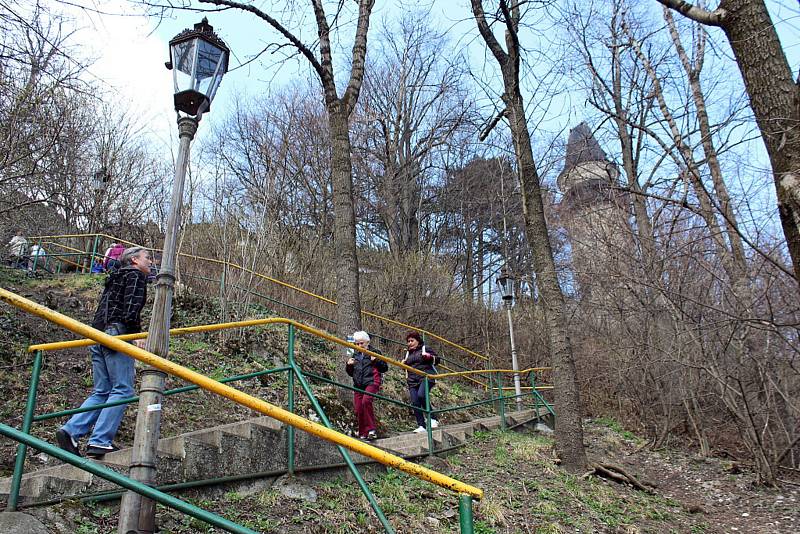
197, 0, 376, 395
470, 0, 587, 472
656, 0, 800, 283
0, 5, 88, 217
564, 0, 799, 484
353, 13, 473, 260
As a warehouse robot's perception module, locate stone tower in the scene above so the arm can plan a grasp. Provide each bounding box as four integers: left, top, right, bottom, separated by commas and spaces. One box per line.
557, 122, 631, 301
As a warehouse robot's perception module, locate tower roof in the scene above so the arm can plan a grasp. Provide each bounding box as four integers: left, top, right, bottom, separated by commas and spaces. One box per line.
556, 122, 608, 195
561, 122, 608, 175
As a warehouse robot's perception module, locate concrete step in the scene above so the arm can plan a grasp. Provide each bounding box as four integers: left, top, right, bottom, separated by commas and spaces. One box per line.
384, 444, 427, 457
375, 433, 433, 448
505, 409, 539, 426
1, 473, 90, 499
0, 407, 545, 504
100, 437, 186, 467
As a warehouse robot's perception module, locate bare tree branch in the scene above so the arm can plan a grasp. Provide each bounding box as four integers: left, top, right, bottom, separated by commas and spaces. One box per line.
198, 0, 325, 80
342, 0, 375, 115
471, 0, 509, 66
655, 0, 727, 26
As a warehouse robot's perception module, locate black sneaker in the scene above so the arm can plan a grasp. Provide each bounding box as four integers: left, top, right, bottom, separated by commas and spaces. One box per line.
366, 430, 378, 441
56, 429, 81, 457
86, 443, 120, 459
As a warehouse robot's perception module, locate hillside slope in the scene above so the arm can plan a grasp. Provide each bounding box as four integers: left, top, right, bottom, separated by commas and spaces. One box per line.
2, 267, 798, 533
19, 421, 800, 533
0, 267, 493, 477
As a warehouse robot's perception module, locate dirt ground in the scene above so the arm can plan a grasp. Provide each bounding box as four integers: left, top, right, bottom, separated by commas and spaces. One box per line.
583, 421, 799, 533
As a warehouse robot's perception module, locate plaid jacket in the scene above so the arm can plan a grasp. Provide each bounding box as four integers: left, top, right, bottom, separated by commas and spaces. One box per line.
91, 266, 148, 333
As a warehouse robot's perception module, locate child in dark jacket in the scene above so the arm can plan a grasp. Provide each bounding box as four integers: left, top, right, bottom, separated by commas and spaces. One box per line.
402, 331, 440, 432
346, 331, 388, 440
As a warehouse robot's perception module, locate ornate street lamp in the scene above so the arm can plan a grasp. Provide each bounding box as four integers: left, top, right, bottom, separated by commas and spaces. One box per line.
119, 18, 230, 534
497, 269, 514, 302
165, 17, 230, 117
87, 167, 111, 270
496, 268, 523, 411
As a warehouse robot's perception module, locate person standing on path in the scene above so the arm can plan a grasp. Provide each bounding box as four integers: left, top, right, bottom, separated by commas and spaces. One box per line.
7, 230, 28, 269
346, 331, 388, 441
402, 331, 440, 433
56, 246, 153, 459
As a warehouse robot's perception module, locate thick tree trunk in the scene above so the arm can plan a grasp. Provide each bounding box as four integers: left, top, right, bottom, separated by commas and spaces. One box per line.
329, 103, 362, 401
471, 0, 587, 472
506, 91, 588, 471
716, 0, 800, 281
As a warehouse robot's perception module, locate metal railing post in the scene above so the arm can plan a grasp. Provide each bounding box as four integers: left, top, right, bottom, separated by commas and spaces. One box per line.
459, 494, 474, 534
287, 324, 296, 475
498, 375, 506, 431
531, 373, 539, 420
289, 362, 396, 534
491, 375, 498, 416
424, 377, 434, 455
6, 350, 43, 511
31, 238, 41, 273
91, 234, 99, 269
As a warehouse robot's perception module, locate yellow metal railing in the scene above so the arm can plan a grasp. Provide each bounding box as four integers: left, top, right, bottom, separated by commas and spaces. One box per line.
0, 287, 483, 500
32, 233, 492, 364
28, 317, 552, 386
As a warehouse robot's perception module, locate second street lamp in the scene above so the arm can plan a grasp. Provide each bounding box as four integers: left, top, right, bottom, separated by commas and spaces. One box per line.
497, 268, 523, 412
118, 18, 230, 534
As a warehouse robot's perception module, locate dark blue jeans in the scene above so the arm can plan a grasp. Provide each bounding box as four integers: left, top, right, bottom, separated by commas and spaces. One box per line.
408, 381, 435, 427
62, 325, 135, 447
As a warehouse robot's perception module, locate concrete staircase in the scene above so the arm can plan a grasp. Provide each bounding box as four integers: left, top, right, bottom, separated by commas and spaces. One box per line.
0, 409, 544, 505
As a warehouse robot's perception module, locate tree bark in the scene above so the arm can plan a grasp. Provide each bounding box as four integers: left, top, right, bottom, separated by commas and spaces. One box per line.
313, 0, 374, 400
471, 0, 587, 472
329, 101, 363, 365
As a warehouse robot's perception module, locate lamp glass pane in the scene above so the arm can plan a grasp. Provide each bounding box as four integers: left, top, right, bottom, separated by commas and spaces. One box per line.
171, 39, 196, 93
193, 39, 224, 97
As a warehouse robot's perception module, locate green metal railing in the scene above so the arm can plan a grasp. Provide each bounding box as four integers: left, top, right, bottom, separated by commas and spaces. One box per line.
2, 291, 497, 532
3, 316, 557, 532
3, 324, 552, 532
4, 315, 555, 532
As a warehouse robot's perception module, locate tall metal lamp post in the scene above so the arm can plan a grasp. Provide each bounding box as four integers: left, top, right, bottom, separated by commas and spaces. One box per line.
118, 18, 229, 534
497, 268, 523, 411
